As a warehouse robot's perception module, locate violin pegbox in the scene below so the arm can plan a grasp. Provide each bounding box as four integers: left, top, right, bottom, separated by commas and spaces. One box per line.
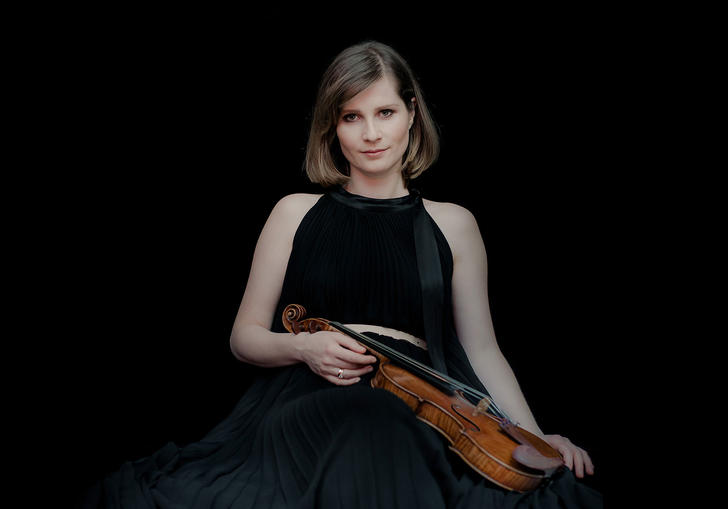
282, 304, 332, 334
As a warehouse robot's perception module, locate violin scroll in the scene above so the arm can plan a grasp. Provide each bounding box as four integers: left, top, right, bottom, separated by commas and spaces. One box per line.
282, 304, 334, 334
282, 304, 307, 332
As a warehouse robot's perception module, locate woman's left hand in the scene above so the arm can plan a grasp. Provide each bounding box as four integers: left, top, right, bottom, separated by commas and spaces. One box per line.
542, 434, 595, 478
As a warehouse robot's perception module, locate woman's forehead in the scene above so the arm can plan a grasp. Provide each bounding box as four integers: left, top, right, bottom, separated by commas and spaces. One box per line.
340, 76, 402, 111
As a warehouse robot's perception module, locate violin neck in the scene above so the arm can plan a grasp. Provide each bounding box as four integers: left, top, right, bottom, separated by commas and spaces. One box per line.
329, 322, 465, 397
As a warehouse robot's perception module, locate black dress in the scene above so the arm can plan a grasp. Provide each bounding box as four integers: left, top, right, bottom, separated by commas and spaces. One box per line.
91, 186, 603, 508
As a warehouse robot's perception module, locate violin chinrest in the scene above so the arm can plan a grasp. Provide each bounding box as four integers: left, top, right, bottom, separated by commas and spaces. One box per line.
512, 445, 564, 472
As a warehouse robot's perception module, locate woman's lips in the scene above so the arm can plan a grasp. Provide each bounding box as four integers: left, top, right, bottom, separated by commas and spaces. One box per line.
362, 148, 388, 157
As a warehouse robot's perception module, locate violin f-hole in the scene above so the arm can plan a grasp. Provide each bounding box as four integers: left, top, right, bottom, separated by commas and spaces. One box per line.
451, 403, 481, 432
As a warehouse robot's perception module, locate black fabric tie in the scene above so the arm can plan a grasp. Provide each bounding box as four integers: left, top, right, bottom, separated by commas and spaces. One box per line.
412, 197, 448, 375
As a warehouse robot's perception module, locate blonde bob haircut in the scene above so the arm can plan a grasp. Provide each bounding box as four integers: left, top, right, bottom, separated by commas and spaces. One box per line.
305, 41, 440, 188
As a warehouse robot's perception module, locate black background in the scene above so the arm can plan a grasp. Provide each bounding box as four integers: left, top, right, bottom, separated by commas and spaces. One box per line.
33, 9, 623, 505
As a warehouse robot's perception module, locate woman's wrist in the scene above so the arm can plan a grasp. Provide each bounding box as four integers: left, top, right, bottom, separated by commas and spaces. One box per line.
290, 331, 309, 363
230, 325, 308, 367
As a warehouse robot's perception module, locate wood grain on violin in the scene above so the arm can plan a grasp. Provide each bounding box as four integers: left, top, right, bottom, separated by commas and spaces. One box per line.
282, 304, 565, 492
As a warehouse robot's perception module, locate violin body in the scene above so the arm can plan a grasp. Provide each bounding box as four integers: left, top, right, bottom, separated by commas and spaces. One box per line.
372, 359, 561, 491
282, 304, 564, 492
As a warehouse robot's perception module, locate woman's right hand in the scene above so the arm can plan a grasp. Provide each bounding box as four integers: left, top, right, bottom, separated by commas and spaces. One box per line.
299, 330, 378, 385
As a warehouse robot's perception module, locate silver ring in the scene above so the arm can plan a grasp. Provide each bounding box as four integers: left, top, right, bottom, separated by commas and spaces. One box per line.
337, 368, 344, 379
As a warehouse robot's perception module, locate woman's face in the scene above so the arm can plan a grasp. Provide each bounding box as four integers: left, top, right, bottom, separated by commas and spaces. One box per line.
336, 76, 414, 180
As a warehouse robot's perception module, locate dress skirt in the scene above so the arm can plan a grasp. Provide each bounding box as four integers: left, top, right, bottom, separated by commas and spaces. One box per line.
90, 334, 602, 508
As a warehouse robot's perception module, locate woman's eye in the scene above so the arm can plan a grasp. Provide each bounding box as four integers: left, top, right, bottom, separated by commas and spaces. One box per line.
341, 110, 394, 122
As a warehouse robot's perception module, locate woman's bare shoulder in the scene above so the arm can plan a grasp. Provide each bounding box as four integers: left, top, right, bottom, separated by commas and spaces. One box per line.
267, 192, 324, 237
275, 192, 324, 215
423, 198, 479, 236
422, 198, 481, 260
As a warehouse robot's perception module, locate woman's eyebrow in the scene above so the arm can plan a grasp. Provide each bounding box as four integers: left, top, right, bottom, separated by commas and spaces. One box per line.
341, 104, 400, 114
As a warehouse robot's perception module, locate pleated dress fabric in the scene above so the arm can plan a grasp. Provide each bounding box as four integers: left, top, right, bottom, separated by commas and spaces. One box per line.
91, 186, 602, 508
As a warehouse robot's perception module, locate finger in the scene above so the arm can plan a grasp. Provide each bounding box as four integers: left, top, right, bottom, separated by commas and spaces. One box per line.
328, 355, 378, 370
571, 446, 585, 478
345, 365, 375, 377
560, 445, 574, 472
338, 337, 367, 354
325, 374, 361, 386
335, 349, 378, 366
329, 360, 367, 371
330, 366, 372, 380
335, 337, 378, 363
580, 447, 595, 475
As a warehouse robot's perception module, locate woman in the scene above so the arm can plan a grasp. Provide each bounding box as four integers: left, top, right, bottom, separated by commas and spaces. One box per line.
92, 41, 601, 508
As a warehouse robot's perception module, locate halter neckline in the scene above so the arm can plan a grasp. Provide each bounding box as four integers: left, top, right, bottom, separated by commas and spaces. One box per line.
328, 185, 421, 212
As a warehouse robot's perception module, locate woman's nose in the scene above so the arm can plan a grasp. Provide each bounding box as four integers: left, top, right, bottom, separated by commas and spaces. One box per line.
362, 119, 382, 141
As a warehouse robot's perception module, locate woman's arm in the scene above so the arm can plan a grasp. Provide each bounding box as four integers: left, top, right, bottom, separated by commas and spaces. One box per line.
427, 201, 594, 477
434, 203, 543, 435
229, 193, 319, 367
229, 193, 377, 382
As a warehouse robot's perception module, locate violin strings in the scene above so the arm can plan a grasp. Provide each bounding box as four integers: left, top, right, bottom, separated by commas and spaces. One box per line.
330, 322, 511, 422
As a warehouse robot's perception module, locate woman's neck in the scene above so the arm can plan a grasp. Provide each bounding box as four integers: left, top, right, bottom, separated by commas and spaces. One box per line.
344, 174, 408, 199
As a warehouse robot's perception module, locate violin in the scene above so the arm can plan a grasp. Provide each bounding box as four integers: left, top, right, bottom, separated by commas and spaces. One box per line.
282, 303, 565, 492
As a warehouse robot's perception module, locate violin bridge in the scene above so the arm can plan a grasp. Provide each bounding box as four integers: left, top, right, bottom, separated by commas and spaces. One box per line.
472, 396, 493, 417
